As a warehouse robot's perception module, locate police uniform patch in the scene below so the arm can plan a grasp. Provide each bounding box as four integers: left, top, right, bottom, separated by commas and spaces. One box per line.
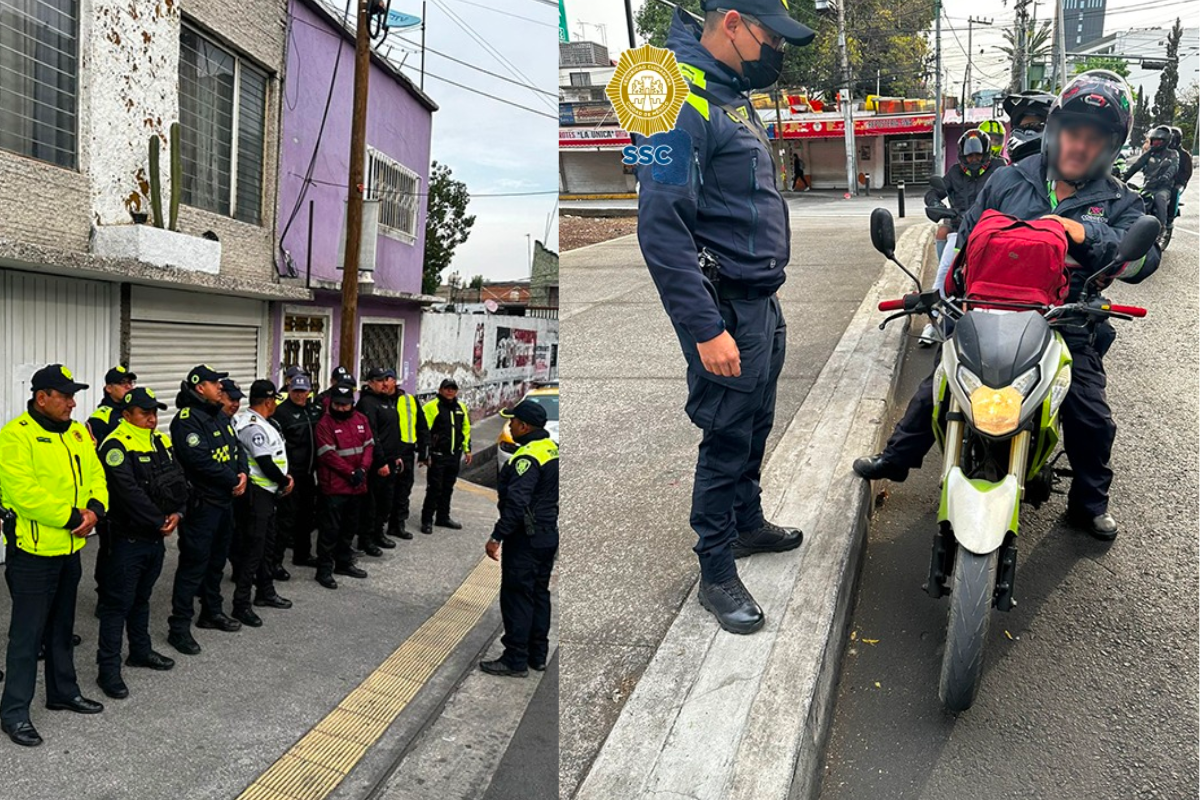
252, 432, 266, 447
515, 458, 531, 476
73, 430, 83, 442
186, 433, 201, 447
650, 129, 692, 186
105, 448, 125, 467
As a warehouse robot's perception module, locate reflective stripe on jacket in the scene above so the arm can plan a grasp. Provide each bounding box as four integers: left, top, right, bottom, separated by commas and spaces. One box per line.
422, 398, 471, 455
0, 412, 108, 556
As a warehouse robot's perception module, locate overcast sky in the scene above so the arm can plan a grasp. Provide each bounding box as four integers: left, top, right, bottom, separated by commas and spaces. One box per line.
381, 0, 560, 282
565, 0, 1197, 97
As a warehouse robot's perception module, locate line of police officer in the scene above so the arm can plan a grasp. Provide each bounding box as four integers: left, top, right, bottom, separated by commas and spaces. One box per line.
0, 359, 476, 746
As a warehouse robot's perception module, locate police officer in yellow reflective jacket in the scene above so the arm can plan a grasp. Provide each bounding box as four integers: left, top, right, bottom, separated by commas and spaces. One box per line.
419, 379, 472, 534
479, 400, 558, 678
95, 388, 188, 700
86, 365, 137, 444
0, 364, 109, 747
391, 380, 429, 540
230, 380, 294, 628
167, 365, 248, 655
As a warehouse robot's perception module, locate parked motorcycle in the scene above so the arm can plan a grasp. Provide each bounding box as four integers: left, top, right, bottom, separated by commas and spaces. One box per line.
868, 208, 1160, 712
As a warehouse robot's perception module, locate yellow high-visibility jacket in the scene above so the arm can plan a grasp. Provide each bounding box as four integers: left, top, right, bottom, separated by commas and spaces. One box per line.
0, 411, 108, 556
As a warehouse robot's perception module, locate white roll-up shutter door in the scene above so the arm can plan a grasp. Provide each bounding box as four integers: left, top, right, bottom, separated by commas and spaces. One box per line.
128, 287, 266, 429
562, 151, 628, 194
0, 270, 117, 425
807, 139, 849, 189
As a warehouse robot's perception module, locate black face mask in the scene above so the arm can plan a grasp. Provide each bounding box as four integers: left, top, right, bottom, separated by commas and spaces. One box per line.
733, 31, 784, 90
330, 406, 353, 420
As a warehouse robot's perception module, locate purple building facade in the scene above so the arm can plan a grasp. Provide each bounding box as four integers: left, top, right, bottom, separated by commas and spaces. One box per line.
274, 0, 437, 393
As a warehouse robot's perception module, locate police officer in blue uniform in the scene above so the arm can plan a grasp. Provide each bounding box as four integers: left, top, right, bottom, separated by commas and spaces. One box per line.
636, 2, 813, 634
167, 365, 248, 655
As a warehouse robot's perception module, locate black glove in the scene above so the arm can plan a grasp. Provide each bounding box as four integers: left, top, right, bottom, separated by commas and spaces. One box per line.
349, 468, 366, 488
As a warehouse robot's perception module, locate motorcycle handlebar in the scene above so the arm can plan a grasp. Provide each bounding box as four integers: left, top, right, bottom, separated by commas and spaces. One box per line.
878, 298, 907, 311
1105, 303, 1148, 318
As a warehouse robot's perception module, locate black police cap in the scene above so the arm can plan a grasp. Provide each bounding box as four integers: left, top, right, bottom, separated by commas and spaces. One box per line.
105, 365, 137, 385
701, 0, 816, 45
500, 399, 547, 428
249, 379, 278, 402
330, 384, 355, 404
219, 378, 244, 401
30, 364, 89, 395
123, 387, 167, 411
187, 364, 228, 385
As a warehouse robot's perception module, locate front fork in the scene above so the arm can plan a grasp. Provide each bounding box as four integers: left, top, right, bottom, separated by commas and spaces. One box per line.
926, 397, 1029, 610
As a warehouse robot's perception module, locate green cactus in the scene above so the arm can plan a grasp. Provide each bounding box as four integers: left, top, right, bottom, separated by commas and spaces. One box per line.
149, 134, 164, 228
168, 121, 181, 231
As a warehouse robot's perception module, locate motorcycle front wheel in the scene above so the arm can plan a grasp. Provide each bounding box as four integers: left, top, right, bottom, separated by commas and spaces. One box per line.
938, 546, 999, 712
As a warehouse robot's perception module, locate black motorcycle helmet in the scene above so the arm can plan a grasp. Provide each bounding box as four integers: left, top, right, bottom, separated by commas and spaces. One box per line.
1002, 90, 1054, 163
1043, 69, 1133, 183
1148, 124, 1171, 153
957, 128, 993, 178
1168, 125, 1183, 149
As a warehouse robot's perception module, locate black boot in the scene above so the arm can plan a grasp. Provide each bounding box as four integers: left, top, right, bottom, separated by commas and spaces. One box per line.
316, 571, 338, 590
359, 540, 383, 558
732, 521, 804, 559
852, 454, 910, 482
435, 517, 463, 530
334, 562, 368, 579
419, 521, 433, 534
479, 659, 528, 678
393, 522, 413, 541
698, 576, 764, 635
375, 534, 397, 549
96, 674, 128, 700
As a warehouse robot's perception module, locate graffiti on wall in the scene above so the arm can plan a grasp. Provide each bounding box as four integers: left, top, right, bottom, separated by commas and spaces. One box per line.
495, 327, 537, 370
472, 323, 485, 371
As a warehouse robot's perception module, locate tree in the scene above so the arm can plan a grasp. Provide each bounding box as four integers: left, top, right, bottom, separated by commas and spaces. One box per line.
1177, 82, 1198, 154
999, 18, 1052, 92
1074, 56, 1129, 79
634, 0, 932, 101
422, 161, 476, 295
1131, 85, 1151, 148
1151, 17, 1182, 124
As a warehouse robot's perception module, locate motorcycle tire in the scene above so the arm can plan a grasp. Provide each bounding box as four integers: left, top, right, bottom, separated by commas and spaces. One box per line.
938, 546, 999, 713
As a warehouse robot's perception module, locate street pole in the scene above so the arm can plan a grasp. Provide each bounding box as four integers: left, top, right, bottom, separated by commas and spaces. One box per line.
1016, 0, 1029, 91
623, 0, 636, 49
1054, 0, 1067, 90
837, 0, 857, 195
420, 0, 427, 90
774, 87, 786, 189
934, 0, 943, 175
965, 17, 993, 110
340, 0, 372, 369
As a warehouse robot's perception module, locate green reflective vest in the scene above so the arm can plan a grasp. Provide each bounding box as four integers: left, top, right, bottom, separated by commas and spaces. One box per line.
396, 393, 419, 445
510, 437, 558, 467
422, 398, 471, 453
0, 412, 109, 556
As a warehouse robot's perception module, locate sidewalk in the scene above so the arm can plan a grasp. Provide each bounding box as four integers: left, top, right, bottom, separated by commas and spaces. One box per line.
0, 478, 512, 800
558, 210, 922, 797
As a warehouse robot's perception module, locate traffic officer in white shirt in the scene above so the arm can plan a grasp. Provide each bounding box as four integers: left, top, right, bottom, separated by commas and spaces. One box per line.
230, 380, 294, 628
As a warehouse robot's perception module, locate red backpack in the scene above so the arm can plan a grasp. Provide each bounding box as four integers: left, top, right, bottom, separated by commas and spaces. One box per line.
950, 210, 1071, 308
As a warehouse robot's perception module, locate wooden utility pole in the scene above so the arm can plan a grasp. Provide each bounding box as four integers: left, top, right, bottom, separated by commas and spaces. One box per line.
340, 0, 373, 369
933, 0, 943, 173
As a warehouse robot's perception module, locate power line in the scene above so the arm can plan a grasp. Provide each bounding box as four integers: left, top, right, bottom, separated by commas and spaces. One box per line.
293, 173, 559, 197
443, 0, 556, 28
431, 0, 557, 112
394, 36, 556, 96
416, 69, 559, 119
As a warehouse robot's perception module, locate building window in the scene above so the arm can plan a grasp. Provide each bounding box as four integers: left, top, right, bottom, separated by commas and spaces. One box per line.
569, 71, 591, 87
0, 0, 78, 167
178, 24, 267, 224
366, 148, 420, 243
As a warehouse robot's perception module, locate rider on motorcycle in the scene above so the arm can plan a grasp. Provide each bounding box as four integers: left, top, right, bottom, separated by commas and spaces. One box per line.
855, 70, 1160, 541
926, 129, 998, 260
1001, 90, 1054, 164
1123, 123, 1179, 230
1170, 125, 1192, 197
978, 119, 1007, 162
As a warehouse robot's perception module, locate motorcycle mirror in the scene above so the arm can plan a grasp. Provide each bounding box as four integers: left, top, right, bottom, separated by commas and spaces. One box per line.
870, 208, 897, 258
1116, 215, 1161, 264
928, 175, 947, 193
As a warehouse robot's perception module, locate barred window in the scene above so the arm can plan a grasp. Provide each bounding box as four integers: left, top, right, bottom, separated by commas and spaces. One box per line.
0, 0, 78, 167
179, 24, 266, 224
366, 148, 420, 242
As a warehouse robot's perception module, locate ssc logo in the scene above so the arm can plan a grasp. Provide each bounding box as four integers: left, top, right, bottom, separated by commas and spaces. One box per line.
621, 144, 674, 166
186, 433, 201, 447
604, 43, 689, 138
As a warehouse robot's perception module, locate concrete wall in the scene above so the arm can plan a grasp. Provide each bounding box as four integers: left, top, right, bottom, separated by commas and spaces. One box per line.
417, 313, 559, 417
276, 0, 434, 295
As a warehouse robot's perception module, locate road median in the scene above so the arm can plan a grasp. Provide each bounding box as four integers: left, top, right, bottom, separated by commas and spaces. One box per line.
574, 221, 931, 800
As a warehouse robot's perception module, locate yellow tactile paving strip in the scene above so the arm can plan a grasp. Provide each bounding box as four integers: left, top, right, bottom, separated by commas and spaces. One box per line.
236, 553, 501, 800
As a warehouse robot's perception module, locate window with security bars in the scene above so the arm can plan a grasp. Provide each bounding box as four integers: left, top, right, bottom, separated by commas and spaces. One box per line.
0, 0, 79, 167
366, 148, 420, 242
179, 24, 267, 224
360, 323, 402, 379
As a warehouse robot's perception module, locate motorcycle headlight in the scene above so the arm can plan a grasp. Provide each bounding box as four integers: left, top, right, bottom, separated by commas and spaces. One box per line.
1010, 366, 1040, 397
970, 385, 1023, 436
1048, 364, 1072, 416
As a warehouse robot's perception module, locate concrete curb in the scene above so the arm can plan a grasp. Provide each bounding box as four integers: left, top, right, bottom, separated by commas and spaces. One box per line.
573, 221, 931, 800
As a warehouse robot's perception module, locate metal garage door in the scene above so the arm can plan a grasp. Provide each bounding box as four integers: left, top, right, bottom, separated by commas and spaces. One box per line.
807, 139, 849, 189
562, 151, 628, 194
129, 286, 265, 430
0, 270, 117, 425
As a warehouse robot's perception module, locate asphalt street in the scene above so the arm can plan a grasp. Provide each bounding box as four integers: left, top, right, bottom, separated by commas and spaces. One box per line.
821, 183, 1200, 800
0, 475, 544, 799
558, 192, 919, 797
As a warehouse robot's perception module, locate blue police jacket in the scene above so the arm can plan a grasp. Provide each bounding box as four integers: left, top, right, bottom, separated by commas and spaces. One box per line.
635, 9, 790, 344
958, 153, 1160, 299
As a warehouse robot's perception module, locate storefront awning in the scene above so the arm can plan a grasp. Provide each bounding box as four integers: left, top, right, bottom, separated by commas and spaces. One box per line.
768, 114, 935, 139
559, 127, 631, 149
